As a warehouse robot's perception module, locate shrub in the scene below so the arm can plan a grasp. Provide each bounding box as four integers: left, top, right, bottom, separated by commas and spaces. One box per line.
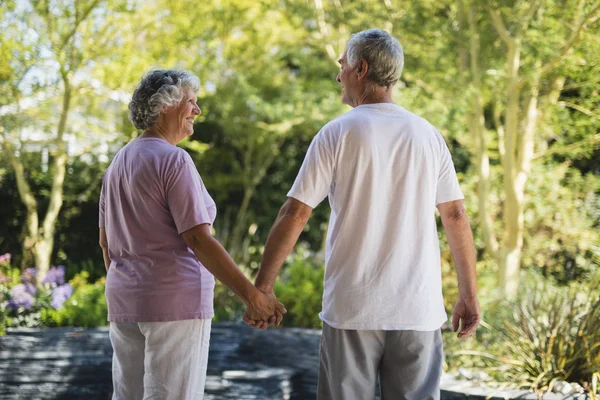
213, 280, 246, 322
212, 244, 325, 327
1, 262, 75, 330
494, 277, 600, 391
446, 270, 600, 393
40, 271, 108, 328
274, 245, 324, 328
0, 259, 108, 333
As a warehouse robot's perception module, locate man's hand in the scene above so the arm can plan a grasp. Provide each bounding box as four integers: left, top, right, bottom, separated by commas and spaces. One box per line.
243, 289, 286, 330
452, 295, 480, 338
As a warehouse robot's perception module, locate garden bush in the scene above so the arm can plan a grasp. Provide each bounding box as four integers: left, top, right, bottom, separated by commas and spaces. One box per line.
212, 245, 325, 327
274, 245, 324, 328
213, 279, 246, 322
0, 255, 108, 333
445, 269, 600, 394
40, 271, 108, 328
494, 276, 600, 391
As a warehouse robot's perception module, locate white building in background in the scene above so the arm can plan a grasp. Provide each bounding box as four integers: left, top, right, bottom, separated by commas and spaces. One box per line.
0, 77, 131, 169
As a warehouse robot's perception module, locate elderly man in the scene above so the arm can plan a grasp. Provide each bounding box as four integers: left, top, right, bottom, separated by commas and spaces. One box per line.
245, 29, 480, 399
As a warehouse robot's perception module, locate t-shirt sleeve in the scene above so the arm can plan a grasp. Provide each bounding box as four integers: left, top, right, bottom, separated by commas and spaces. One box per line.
436, 139, 464, 205
287, 129, 335, 208
166, 159, 213, 234
99, 174, 106, 228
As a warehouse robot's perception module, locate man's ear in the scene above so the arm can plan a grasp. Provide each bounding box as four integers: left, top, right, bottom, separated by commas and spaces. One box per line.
357, 59, 368, 80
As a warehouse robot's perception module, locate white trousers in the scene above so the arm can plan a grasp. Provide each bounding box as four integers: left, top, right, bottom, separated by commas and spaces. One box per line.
110, 319, 211, 400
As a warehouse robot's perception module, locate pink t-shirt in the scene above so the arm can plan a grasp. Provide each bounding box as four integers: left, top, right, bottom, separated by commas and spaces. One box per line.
99, 137, 216, 322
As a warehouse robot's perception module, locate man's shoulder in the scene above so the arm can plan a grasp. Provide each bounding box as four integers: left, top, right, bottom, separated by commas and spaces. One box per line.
325, 105, 435, 131
395, 107, 437, 130
398, 109, 446, 143
319, 107, 369, 137
322, 110, 353, 131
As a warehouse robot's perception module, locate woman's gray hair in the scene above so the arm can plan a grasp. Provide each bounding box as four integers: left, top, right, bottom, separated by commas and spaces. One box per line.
128, 69, 200, 130
346, 29, 404, 88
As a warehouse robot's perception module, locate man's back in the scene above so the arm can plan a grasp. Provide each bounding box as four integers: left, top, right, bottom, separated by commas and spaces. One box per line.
251, 29, 478, 400
288, 103, 464, 330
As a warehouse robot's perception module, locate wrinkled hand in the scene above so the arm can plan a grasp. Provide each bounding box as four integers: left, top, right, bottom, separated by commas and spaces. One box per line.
243, 290, 286, 330
452, 295, 480, 338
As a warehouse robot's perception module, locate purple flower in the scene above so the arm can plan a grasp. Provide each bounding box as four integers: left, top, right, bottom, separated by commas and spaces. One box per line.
42, 265, 66, 286
24, 282, 36, 295
8, 284, 35, 310
0, 253, 11, 264
22, 268, 38, 284
51, 283, 73, 310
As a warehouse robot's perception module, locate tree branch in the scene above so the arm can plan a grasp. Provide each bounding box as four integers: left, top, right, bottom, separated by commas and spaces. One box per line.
41, 152, 68, 240
517, 0, 540, 35
0, 134, 38, 217
494, 102, 505, 166
563, 77, 600, 90
488, 6, 514, 46
58, 0, 102, 52
537, 2, 600, 78
401, 71, 446, 102
559, 101, 600, 120
41, 68, 73, 244
517, 77, 539, 174
313, 0, 338, 61
533, 133, 600, 159
469, 3, 499, 258
0, 131, 40, 255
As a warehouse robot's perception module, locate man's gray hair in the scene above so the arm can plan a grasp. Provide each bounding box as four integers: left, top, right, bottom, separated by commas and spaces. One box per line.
128, 69, 200, 130
346, 29, 404, 88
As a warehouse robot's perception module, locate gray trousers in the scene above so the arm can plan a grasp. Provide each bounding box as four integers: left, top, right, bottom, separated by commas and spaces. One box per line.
317, 323, 443, 400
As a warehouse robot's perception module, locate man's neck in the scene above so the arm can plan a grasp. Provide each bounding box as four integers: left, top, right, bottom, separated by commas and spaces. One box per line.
354, 85, 394, 107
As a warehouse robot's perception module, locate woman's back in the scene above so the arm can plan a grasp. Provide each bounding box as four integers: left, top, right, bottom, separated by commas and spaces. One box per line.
100, 137, 216, 322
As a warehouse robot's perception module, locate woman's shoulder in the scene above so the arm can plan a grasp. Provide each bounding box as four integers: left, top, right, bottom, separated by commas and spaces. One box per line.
131, 138, 193, 166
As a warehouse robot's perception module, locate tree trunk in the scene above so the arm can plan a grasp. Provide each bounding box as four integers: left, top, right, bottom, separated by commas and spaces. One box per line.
34, 151, 68, 279
1, 137, 39, 269
498, 247, 521, 297
498, 39, 523, 298
230, 136, 284, 260
465, 3, 499, 257
32, 76, 72, 281
229, 186, 254, 259
499, 75, 540, 298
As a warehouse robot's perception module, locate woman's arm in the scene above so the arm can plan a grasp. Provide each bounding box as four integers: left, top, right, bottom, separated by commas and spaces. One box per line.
99, 228, 111, 272
181, 223, 286, 325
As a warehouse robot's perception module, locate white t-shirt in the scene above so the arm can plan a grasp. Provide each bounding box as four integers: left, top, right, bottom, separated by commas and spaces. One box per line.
287, 103, 464, 331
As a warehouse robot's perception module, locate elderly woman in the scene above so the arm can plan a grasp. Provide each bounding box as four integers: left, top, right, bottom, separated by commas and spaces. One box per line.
99, 69, 285, 400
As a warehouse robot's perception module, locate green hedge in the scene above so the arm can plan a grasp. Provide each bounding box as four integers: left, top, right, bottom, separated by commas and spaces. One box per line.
40, 272, 108, 328
274, 246, 324, 328
445, 270, 600, 393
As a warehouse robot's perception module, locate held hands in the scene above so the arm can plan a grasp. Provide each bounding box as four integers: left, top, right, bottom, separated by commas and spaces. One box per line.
243, 288, 286, 330
452, 294, 481, 338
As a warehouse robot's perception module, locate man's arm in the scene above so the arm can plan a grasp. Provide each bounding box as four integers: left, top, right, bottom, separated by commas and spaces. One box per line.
244, 198, 313, 328
437, 199, 480, 338
99, 228, 111, 272
181, 223, 286, 324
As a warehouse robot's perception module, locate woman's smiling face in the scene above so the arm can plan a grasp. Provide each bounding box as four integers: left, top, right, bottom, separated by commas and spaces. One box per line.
166, 87, 201, 139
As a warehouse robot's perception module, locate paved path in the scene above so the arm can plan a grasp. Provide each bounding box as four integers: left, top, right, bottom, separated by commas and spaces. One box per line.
0, 324, 589, 399
0, 323, 320, 400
